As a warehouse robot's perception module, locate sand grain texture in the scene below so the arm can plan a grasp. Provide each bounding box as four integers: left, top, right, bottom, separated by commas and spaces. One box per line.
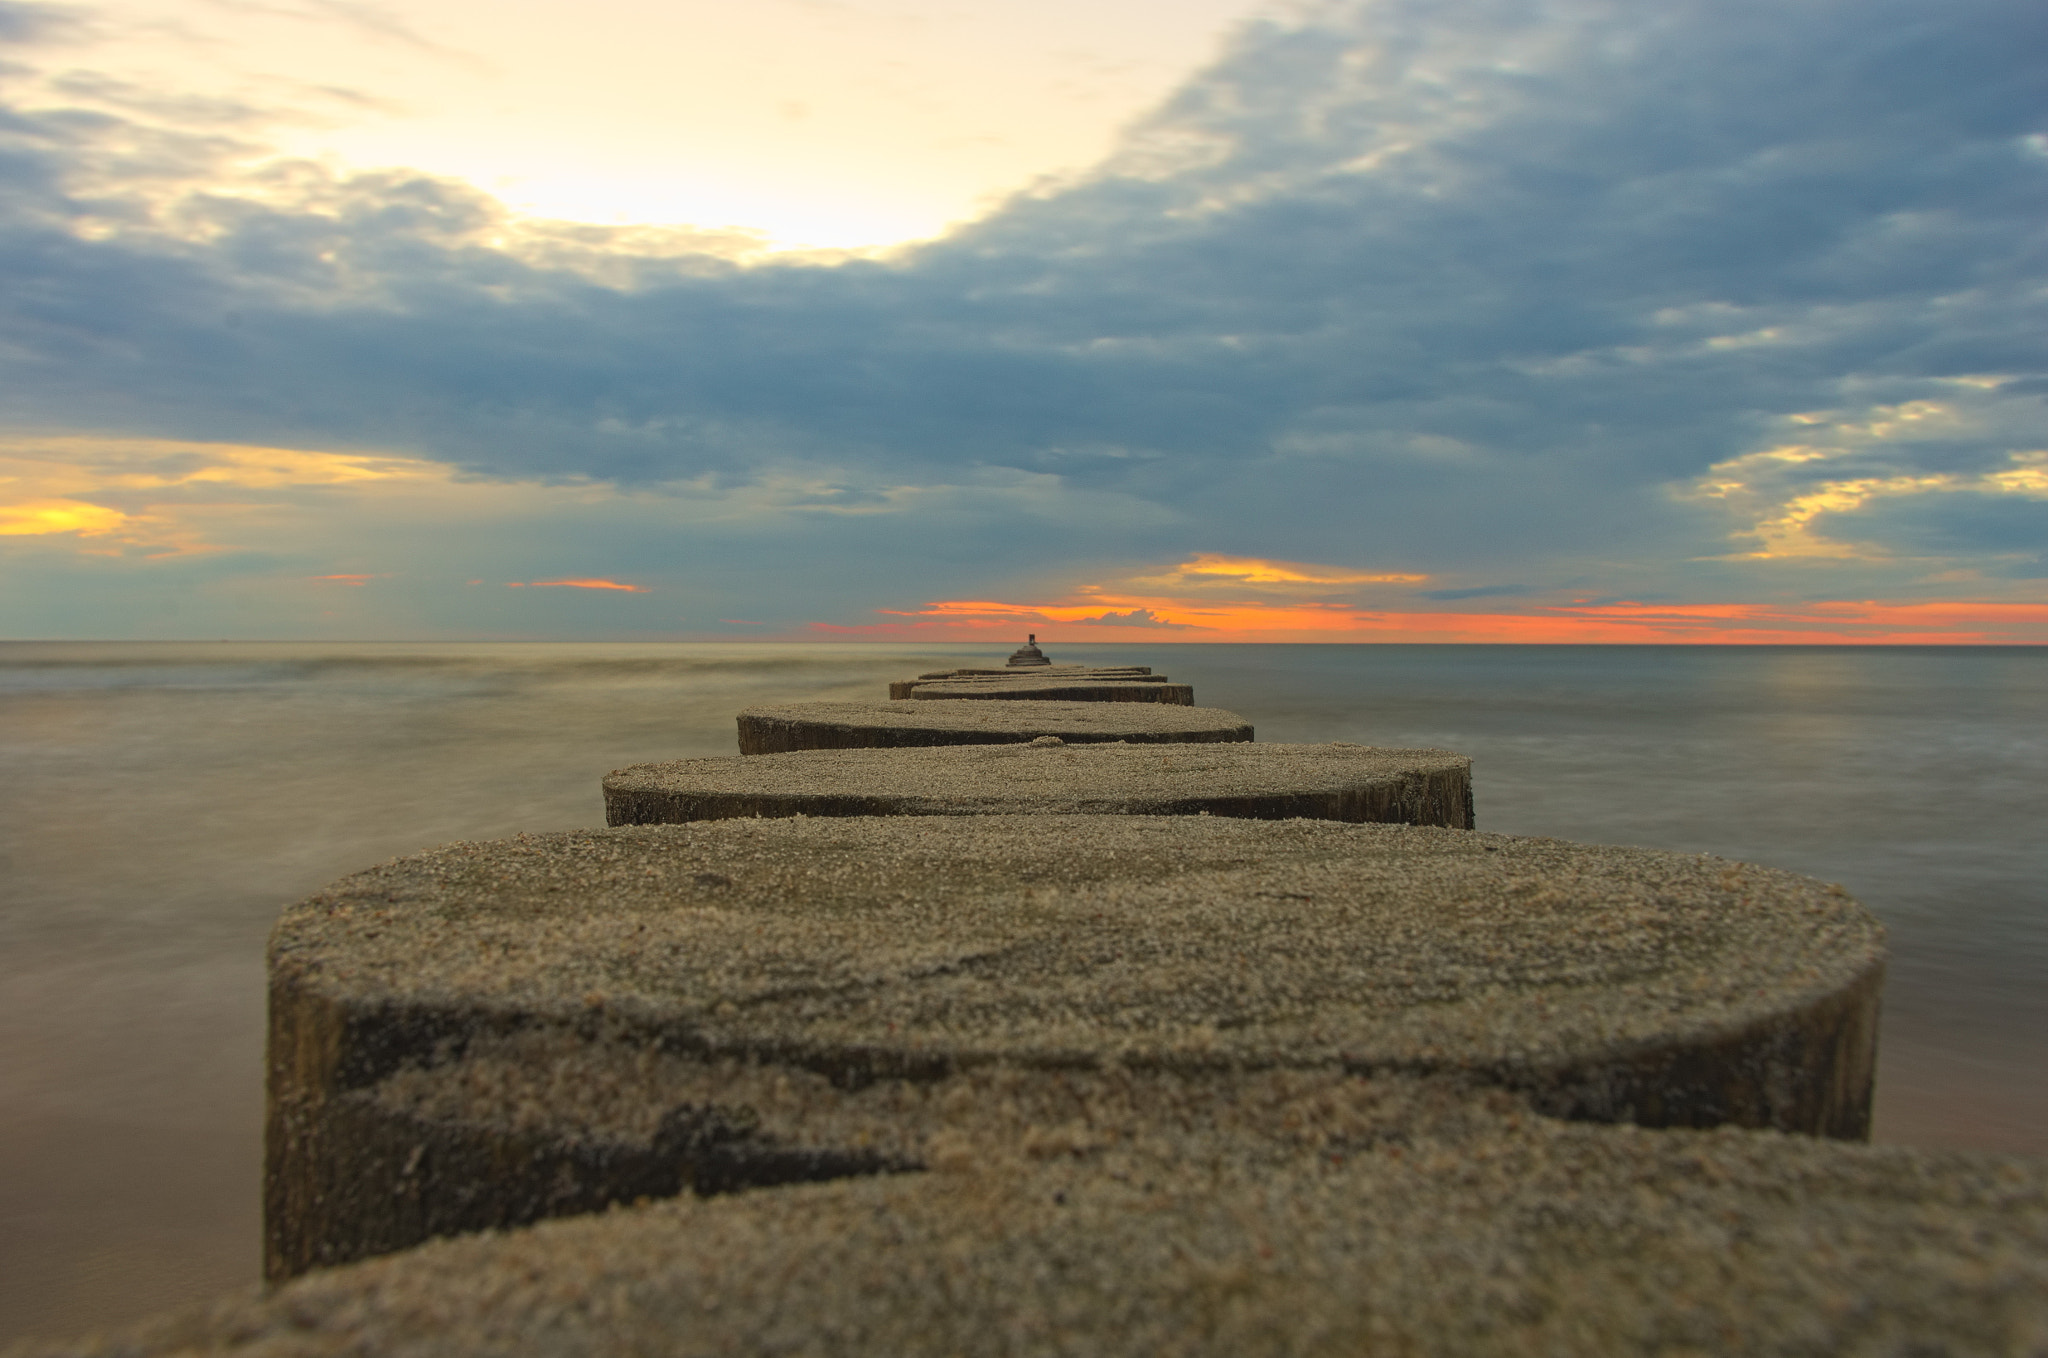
45, 1074, 2048, 1358
605, 742, 1473, 828
736, 700, 1252, 753
263, 816, 1883, 1279
907, 679, 1195, 704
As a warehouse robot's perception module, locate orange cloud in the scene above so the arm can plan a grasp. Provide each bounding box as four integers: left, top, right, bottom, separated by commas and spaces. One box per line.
506, 578, 648, 592
310, 573, 380, 585
1144, 552, 1428, 587
0, 436, 445, 557
827, 594, 2048, 644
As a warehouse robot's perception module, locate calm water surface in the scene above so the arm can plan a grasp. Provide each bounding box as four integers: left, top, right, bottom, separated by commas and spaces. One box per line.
2, 641, 2043, 1343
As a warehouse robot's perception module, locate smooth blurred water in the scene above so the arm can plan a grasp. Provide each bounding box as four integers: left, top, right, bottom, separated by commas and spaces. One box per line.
2, 641, 2043, 1344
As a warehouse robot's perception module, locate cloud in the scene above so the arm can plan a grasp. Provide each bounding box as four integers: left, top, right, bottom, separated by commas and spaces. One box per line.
845, 589, 2048, 644
0, 432, 1165, 638
506, 578, 647, 592
835, 545, 2048, 642
0, 1, 84, 45
0, 0, 2045, 636
0, 497, 125, 535
0, 435, 447, 555
1146, 552, 1428, 587
1060, 608, 1187, 628
1679, 385, 2048, 564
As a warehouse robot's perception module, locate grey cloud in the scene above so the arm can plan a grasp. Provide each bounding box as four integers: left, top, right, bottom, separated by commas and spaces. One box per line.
0, 0, 2044, 596
47, 71, 281, 127
0, 1, 84, 44
1062, 610, 1191, 628
1841, 494, 2048, 575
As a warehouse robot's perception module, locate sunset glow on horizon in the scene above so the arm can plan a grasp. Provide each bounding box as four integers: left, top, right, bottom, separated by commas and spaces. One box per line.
824, 593, 2048, 645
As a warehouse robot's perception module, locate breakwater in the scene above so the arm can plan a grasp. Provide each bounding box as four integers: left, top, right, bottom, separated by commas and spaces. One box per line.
23, 646, 2048, 1357
603, 742, 1475, 828
734, 698, 1251, 753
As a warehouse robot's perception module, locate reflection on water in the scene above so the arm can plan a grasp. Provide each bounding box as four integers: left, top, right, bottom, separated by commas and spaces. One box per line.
1, 641, 2043, 1344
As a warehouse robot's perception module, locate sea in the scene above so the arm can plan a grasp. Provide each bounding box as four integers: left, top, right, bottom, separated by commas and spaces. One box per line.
2, 640, 2044, 1344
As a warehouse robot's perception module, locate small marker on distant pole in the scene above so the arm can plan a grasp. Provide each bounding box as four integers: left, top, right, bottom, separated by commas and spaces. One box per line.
1007, 633, 1052, 667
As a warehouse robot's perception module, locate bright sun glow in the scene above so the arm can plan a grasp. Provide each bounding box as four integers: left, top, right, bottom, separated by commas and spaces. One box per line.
30, 0, 1269, 249
0, 499, 130, 536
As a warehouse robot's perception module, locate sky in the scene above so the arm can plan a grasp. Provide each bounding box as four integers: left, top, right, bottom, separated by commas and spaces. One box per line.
1, 0, 2044, 643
